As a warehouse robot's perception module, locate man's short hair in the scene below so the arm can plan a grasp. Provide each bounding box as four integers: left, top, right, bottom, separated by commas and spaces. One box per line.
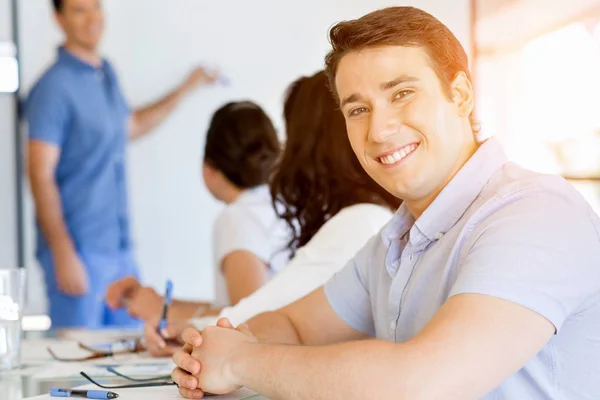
325, 6, 471, 102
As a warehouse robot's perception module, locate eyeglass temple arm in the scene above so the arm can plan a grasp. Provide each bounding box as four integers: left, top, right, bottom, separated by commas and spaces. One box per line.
80, 372, 177, 389
78, 342, 114, 354
106, 366, 171, 382
78, 339, 145, 354
47, 346, 109, 362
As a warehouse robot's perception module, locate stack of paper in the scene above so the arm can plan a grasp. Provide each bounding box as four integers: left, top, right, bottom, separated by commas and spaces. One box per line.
18, 335, 272, 399
20, 337, 174, 379
31, 358, 175, 380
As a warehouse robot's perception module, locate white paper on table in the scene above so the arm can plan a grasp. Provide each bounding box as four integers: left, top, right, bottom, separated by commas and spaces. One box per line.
21, 339, 86, 365
93, 359, 175, 377
31, 356, 175, 379
58, 328, 141, 343
24, 384, 264, 400
22, 327, 143, 364
22, 336, 171, 366
0, 363, 47, 377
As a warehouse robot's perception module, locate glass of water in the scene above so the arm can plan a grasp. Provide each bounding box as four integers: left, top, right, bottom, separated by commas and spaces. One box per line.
0, 269, 25, 370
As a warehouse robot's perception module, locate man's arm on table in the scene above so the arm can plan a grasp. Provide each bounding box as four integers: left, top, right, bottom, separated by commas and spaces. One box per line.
231, 294, 553, 400
175, 191, 593, 399
245, 287, 367, 345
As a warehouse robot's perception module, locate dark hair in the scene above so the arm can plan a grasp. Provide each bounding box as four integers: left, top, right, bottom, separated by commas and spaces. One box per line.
52, 0, 63, 12
270, 71, 401, 255
324, 6, 476, 126
204, 101, 280, 189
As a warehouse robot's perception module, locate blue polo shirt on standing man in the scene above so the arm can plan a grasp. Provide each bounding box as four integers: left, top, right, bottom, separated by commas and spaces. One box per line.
27, 43, 216, 328
27, 47, 138, 328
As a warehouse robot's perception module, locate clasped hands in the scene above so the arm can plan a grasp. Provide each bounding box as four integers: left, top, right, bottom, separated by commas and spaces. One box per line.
171, 318, 258, 399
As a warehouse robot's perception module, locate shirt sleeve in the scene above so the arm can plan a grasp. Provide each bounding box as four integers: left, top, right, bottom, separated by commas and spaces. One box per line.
217, 246, 338, 327
26, 78, 71, 147
324, 233, 381, 336
212, 206, 272, 270
450, 192, 600, 332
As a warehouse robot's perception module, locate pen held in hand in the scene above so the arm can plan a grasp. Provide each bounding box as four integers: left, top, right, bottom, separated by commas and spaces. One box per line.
158, 280, 173, 336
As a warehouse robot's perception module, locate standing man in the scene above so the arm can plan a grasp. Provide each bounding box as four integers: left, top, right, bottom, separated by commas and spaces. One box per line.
26, 0, 217, 328
171, 6, 600, 400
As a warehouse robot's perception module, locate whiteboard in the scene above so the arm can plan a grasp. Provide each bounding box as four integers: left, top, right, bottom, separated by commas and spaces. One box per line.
18, 0, 470, 307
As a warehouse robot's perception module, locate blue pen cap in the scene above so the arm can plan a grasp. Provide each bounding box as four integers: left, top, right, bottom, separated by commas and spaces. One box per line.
165, 280, 173, 304
50, 388, 69, 397
87, 390, 114, 399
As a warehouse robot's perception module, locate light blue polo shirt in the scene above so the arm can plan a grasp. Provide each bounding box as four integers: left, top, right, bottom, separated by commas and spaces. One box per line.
26, 46, 132, 257
324, 137, 600, 399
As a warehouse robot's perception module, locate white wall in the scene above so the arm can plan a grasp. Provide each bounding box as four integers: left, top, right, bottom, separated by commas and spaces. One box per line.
18, 0, 471, 307
477, 0, 600, 55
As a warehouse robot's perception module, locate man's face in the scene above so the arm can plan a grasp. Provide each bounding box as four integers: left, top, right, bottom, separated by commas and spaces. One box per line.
56, 0, 104, 51
336, 45, 475, 206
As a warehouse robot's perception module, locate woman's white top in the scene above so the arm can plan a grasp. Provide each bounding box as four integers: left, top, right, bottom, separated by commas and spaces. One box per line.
212, 185, 291, 307
195, 203, 394, 327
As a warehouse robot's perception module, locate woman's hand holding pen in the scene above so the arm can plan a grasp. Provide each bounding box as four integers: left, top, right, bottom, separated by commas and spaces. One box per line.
144, 317, 191, 357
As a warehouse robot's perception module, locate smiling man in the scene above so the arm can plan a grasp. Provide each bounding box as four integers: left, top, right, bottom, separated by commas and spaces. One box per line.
171, 7, 600, 400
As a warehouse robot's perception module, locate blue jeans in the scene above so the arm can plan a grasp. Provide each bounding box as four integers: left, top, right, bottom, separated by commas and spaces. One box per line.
38, 249, 142, 329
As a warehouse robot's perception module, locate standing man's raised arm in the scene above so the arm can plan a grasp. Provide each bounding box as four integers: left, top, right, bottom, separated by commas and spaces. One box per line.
128, 66, 218, 139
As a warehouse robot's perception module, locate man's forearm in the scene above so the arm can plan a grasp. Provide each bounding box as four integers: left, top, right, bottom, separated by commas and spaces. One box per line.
30, 176, 75, 255
246, 311, 303, 345
232, 340, 431, 400
129, 86, 186, 139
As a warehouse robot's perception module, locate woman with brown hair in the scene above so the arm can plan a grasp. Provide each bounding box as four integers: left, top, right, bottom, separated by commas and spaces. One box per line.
141, 70, 400, 355
106, 101, 291, 320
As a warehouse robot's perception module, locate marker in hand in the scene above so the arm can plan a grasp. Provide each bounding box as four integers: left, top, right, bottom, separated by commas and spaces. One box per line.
158, 279, 173, 336
218, 75, 230, 86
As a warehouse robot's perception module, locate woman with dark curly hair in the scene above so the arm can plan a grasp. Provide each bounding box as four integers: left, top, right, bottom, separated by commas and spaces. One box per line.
140, 70, 400, 355
190, 70, 401, 327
